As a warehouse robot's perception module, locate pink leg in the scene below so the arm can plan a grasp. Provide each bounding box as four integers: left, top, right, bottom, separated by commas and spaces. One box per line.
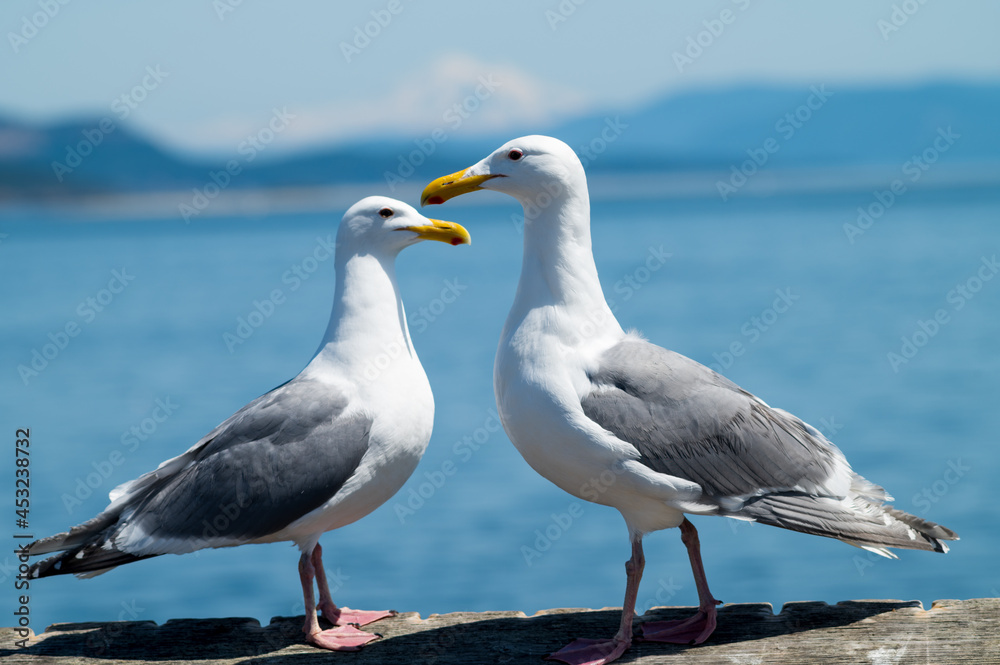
546, 537, 644, 665
640, 518, 721, 645
312, 544, 396, 627
299, 549, 380, 651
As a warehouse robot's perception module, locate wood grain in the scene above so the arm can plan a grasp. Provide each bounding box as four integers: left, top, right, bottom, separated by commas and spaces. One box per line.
2, 599, 997, 664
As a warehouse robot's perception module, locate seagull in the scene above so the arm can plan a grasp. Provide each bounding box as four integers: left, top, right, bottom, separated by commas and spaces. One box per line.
421, 136, 957, 665
27, 197, 470, 652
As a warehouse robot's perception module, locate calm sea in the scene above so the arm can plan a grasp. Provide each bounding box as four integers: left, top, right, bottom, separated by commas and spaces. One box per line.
2, 187, 997, 634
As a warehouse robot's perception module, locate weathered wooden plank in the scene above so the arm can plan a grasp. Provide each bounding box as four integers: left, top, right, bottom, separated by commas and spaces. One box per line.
1, 599, 997, 664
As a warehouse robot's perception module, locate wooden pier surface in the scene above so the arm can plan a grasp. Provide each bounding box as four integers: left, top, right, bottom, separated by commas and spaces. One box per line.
2, 598, 997, 664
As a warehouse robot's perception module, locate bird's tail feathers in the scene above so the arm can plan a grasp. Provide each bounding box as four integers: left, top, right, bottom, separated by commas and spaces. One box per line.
27, 511, 119, 557
26, 510, 159, 579
29, 542, 156, 579
733, 491, 958, 555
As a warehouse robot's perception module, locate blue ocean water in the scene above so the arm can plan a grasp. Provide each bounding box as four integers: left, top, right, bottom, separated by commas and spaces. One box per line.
2, 189, 998, 635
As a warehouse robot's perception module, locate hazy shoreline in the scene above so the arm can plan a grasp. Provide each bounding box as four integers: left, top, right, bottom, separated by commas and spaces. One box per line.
3, 162, 1000, 222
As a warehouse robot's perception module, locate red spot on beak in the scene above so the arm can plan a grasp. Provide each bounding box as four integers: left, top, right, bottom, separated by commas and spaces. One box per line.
450, 237, 462, 246
427, 195, 444, 205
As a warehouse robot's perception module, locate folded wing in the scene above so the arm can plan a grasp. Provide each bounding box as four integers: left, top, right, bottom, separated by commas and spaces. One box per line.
29, 377, 371, 577
581, 337, 957, 555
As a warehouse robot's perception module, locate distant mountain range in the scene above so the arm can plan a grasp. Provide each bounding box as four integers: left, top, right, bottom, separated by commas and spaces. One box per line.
2, 81, 998, 210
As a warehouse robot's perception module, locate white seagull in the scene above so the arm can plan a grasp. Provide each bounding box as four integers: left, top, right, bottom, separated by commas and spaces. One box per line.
421, 136, 957, 665
27, 197, 470, 652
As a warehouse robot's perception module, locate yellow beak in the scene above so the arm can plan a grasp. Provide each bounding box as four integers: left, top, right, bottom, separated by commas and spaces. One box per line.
420, 168, 500, 206
401, 219, 471, 246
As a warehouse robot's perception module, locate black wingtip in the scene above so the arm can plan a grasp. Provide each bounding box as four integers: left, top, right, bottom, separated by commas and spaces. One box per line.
28, 545, 157, 579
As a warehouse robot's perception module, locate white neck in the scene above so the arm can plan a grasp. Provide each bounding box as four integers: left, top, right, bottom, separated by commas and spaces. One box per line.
505, 177, 621, 343
308, 250, 414, 375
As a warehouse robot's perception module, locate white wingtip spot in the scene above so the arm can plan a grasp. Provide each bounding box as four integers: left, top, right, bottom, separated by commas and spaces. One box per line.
860, 545, 898, 559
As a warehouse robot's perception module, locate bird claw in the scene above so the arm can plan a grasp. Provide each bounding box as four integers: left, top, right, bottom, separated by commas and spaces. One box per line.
306, 624, 381, 651
639, 606, 717, 645
318, 602, 396, 627
545, 637, 630, 665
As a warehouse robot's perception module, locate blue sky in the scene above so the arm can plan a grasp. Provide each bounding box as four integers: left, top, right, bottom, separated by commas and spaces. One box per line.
2, 0, 998, 156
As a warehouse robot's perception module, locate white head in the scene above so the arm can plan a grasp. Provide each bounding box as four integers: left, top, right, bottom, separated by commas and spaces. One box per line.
420, 136, 586, 208
338, 196, 470, 258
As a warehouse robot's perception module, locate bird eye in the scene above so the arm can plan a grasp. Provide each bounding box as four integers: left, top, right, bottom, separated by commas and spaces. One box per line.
508, 149, 523, 161
378, 207, 394, 218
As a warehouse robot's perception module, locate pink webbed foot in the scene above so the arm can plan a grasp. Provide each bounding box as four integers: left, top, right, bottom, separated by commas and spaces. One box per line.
640, 602, 719, 644
299, 546, 394, 651
310, 544, 396, 629
640, 518, 722, 645
306, 624, 381, 651
319, 602, 396, 627
546, 637, 630, 665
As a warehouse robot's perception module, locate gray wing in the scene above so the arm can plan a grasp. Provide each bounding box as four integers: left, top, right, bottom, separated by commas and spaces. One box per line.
28, 376, 371, 576
125, 376, 371, 543
582, 338, 957, 553
583, 338, 847, 502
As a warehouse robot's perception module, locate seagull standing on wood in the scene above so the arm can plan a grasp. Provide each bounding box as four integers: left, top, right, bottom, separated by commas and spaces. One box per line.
421, 136, 957, 665
27, 197, 470, 652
